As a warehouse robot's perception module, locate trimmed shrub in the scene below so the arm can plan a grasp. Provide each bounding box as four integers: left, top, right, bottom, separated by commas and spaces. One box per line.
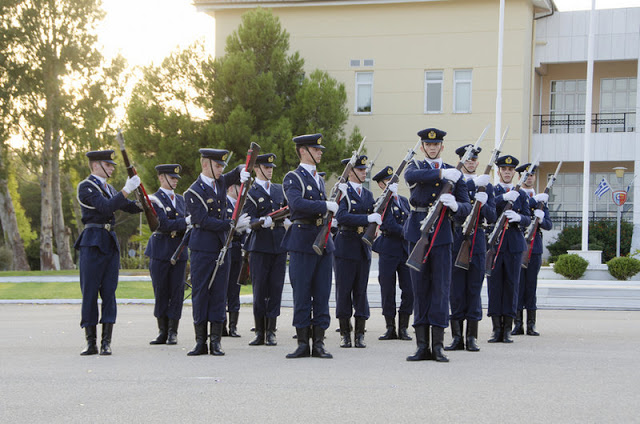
547, 221, 632, 263
607, 257, 640, 280
553, 254, 589, 280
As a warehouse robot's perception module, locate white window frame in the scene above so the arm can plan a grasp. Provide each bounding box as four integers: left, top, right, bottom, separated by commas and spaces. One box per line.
424, 70, 443, 114
453, 69, 473, 113
355, 71, 373, 114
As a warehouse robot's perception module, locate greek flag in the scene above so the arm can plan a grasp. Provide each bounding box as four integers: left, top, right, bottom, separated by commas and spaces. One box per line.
594, 178, 611, 199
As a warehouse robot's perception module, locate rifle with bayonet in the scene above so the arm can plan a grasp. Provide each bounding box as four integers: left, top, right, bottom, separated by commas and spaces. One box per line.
365, 148, 382, 183
454, 127, 508, 270
406, 125, 490, 272
208, 142, 261, 289
362, 140, 421, 247
116, 130, 159, 232
312, 137, 366, 255
521, 161, 562, 268
484, 154, 539, 277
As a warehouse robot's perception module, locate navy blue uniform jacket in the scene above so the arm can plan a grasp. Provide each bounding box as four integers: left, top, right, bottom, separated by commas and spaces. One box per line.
491, 185, 532, 253
372, 195, 411, 258
525, 195, 552, 254
452, 181, 497, 256
335, 183, 375, 261
244, 182, 287, 254
144, 190, 188, 261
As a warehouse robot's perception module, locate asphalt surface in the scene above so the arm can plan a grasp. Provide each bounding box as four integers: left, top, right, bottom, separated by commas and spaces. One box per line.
1, 304, 639, 423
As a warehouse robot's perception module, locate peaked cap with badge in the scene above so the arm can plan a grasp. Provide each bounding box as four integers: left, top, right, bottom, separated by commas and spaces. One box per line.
86, 150, 116, 165
496, 155, 519, 168
155, 164, 182, 179
256, 153, 277, 168
341, 155, 368, 169
515, 163, 537, 174
455, 144, 482, 159
199, 148, 229, 165
418, 128, 447, 143
292, 133, 325, 149
373, 166, 395, 182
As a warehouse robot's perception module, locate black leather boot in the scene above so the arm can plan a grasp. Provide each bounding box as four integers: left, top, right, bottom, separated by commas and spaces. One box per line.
465, 320, 480, 352
379, 315, 398, 340
502, 316, 513, 343
398, 313, 412, 341
187, 322, 208, 356
80, 326, 98, 356
286, 327, 311, 358
228, 311, 241, 337
339, 318, 352, 348
100, 323, 113, 355
150, 317, 168, 345
265, 317, 277, 346
431, 326, 449, 362
526, 309, 540, 336
311, 326, 333, 358
406, 325, 431, 361
249, 316, 265, 346
167, 319, 179, 345
487, 316, 503, 343
444, 319, 464, 351
511, 310, 524, 335
354, 317, 367, 348
222, 316, 229, 337
209, 322, 225, 356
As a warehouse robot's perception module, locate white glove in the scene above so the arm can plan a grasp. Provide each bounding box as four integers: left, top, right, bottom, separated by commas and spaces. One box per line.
474, 192, 488, 205
473, 174, 491, 188
123, 175, 140, 194
185, 215, 191, 226
388, 183, 398, 194
331, 218, 338, 228
504, 209, 521, 223
326, 201, 339, 214
441, 168, 462, 183
284, 218, 292, 230
534, 193, 549, 204
367, 213, 382, 225
245, 227, 252, 235
503, 190, 520, 203
235, 212, 250, 231
261, 215, 273, 228
534, 209, 545, 222
186, 223, 193, 231
439, 193, 459, 212
240, 169, 250, 184
337, 183, 348, 197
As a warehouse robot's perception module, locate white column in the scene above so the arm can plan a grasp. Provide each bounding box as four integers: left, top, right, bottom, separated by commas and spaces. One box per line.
494, 0, 505, 184
631, 26, 640, 253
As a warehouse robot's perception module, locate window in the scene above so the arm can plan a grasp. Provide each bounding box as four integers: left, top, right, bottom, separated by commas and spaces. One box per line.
355, 72, 373, 114
453, 69, 472, 113
549, 80, 586, 133
424, 71, 443, 114
600, 77, 636, 132
350, 59, 361, 67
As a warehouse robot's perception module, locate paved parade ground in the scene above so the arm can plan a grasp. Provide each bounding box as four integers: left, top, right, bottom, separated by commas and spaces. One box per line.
1, 304, 639, 423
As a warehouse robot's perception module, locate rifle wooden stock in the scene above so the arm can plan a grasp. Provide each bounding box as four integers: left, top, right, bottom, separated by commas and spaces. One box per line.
249, 206, 290, 231
237, 249, 251, 286
170, 227, 191, 265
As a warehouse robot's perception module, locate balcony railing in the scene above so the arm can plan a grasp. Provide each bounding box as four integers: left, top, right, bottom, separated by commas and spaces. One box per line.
533, 112, 636, 134
549, 210, 632, 231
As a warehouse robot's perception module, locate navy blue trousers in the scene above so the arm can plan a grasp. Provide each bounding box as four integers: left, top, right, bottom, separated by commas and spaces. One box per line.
377, 255, 413, 317
149, 259, 187, 320
487, 250, 521, 318
518, 253, 541, 311
409, 243, 451, 328
79, 246, 119, 327
334, 256, 371, 319
226, 255, 242, 313
288, 250, 333, 330
450, 254, 484, 321
250, 251, 286, 318
189, 249, 230, 324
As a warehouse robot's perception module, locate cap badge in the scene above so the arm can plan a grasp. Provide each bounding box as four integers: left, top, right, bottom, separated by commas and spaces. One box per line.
268, 156, 274, 163
428, 131, 436, 140
221, 153, 228, 161
505, 157, 512, 164
387, 168, 393, 175
174, 167, 180, 174
317, 138, 322, 144
110, 152, 115, 159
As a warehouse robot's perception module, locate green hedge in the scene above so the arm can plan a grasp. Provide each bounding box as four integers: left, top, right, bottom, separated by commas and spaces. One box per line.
547, 221, 631, 263
607, 257, 640, 280
553, 254, 589, 280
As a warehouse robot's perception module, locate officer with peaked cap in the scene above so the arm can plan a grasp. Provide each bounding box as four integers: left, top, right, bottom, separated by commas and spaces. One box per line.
371, 166, 414, 342
223, 182, 245, 338
403, 128, 471, 363
145, 164, 189, 346
184, 149, 251, 356
74, 150, 142, 356
282, 133, 335, 359
486, 155, 531, 344
512, 163, 552, 337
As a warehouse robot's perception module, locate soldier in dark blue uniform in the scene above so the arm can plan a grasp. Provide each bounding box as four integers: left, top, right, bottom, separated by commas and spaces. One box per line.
184, 149, 250, 356
282, 133, 336, 359
512, 163, 552, 336
244, 153, 288, 347
334, 155, 380, 349
74, 150, 142, 356
446, 146, 496, 352
403, 128, 471, 362
487, 155, 531, 344
371, 166, 414, 342
145, 164, 189, 346
222, 183, 244, 338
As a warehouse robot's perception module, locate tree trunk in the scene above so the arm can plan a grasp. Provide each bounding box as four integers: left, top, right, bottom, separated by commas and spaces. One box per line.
51, 136, 74, 269
40, 129, 55, 271
0, 176, 30, 271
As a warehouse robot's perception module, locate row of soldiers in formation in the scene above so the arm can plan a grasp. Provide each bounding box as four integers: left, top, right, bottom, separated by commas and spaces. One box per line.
74, 127, 551, 361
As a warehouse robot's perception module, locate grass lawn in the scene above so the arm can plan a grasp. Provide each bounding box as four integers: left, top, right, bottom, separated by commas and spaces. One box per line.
0, 282, 253, 300
0, 269, 150, 277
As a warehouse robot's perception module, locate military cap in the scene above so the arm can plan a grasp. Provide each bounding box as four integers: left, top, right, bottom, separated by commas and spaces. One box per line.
515, 163, 537, 174
86, 150, 116, 165
256, 153, 277, 168
199, 148, 229, 165
155, 164, 182, 179
318, 172, 326, 178
293, 133, 325, 149
418, 128, 447, 143
496, 155, 519, 168
455, 144, 482, 159
341, 155, 368, 169
373, 166, 394, 182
